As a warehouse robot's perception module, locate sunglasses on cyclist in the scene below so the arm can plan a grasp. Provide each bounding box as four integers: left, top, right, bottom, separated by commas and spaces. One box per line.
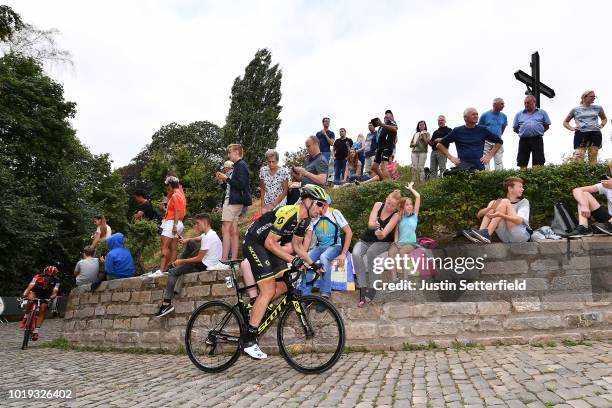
314, 201, 325, 207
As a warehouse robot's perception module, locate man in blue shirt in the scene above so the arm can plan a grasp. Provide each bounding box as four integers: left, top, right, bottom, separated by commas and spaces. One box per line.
512, 95, 551, 168
436, 108, 503, 170
478, 98, 507, 171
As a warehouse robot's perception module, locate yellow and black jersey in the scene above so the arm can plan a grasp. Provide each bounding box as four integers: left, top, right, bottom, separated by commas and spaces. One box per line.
245, 205, 310, 245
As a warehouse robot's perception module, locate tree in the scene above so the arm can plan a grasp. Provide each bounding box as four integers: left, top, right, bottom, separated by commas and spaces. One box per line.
223, 49, 282, 191
0, 5, 24, 42
283, 147, 309, 169
0, 53, 125, 294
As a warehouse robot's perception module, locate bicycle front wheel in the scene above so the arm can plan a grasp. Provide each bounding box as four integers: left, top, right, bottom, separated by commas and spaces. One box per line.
21, 328, 30, 350
185, 300, 243, 373
277, 295, 345, 374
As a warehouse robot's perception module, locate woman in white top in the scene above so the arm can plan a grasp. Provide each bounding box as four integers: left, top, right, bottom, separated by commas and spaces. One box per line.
91, 215, 112, 248
259, 149, 289, 212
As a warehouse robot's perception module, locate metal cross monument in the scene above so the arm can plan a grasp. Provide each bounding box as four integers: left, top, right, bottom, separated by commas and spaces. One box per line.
514, 51, 555, 108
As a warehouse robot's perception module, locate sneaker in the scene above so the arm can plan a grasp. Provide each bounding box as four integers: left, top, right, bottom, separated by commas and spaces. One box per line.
471, 229, 492, 244
31, 332, 39, 341
155, 303, 175, 317
566, 225, 593, 238
462, 229, 481, 244
243, 343, 267, 359
593, 222, 612, 236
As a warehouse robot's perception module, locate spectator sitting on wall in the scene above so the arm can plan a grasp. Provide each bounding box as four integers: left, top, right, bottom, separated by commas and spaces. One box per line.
74, 246, 100, 292
462, 177, 531, 244
132, 190, 160, 222
566, 168, 612, 237
352, 190, 401, 306
92, 233, 135, 290
299, 195, 353, 303
156, 213, 222, 317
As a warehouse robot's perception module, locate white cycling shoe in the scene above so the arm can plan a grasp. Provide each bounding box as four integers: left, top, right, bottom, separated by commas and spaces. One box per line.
243, 343, 267, 359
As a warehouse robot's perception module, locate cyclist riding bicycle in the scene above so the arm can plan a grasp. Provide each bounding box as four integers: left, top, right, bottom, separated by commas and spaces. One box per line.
18, 266, 60, 341
241, 184, 328, 359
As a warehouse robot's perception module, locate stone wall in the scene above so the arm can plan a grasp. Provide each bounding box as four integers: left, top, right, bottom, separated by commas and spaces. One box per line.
61, 238, 612, 352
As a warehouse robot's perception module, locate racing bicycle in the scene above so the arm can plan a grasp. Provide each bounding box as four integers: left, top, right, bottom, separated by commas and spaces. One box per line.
185, 259, 345, 374
18, 298, 51, 350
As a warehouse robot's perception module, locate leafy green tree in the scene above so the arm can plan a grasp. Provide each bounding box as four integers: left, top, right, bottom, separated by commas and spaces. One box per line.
283, 147, 309, 169
0, 53, 126, 294
0, 5, 24, 42
223, 49, 282, 191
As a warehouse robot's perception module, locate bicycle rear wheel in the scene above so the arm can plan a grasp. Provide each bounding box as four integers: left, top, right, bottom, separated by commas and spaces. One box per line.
277, 295, 345, 374
185, 300, 243, 373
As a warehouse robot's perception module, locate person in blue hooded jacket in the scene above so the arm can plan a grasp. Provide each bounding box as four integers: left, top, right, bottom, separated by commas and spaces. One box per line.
104, 233, 135, 279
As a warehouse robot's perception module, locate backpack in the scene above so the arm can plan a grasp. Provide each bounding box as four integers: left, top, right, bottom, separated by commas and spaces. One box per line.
550, 202, 578, 237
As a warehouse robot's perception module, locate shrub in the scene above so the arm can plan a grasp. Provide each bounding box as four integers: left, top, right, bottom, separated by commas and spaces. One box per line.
124, 219, 160, 274
331, 162, 608, 243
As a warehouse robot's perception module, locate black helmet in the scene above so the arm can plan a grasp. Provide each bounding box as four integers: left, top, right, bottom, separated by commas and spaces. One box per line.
300, 184, 328, 202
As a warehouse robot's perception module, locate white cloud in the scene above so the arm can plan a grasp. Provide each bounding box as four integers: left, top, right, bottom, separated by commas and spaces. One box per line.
4, 0, 612, 169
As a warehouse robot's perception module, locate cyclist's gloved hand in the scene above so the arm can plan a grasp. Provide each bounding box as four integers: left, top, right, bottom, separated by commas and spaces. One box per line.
290, 256, 305, 270
311, 260, 324, 273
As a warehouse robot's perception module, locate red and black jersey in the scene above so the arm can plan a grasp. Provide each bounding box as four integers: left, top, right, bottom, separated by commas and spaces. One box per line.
30, 274, 60, 296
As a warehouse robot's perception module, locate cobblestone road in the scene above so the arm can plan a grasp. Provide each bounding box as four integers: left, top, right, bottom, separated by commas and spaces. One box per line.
2, 320, 612, 408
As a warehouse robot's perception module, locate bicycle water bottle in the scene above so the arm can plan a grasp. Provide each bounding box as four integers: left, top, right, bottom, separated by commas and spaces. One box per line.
225, 276, 233, 288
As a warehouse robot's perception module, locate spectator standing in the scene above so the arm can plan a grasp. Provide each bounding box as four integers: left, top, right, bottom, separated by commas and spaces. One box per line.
333, 128, 354, 185
132, 190, 160, 222
159, 178, 186, 272
429, 115, 451, 178
156, 213, 222, 317
352, 190, 401, 306
104, 233, 135, 279
353, 133, 366, 175
286, 168, 302, 205
479, 98, 508, 170
316, 117, 335, 164
364, 122, 378, 175
91, 215, 111, 248
215, 144, 251, 263
388, 183, 421, 280
259, 149, 289, 211
436, 108, 503, 170
74, 246, 100, 290
512, 95, 552, 168
293, 136, 328, 187
410, 120, 431, 183
371, 110, 398, 181
563, 90, 607, 163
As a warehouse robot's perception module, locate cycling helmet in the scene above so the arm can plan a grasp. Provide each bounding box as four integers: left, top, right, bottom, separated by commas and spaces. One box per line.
43, 266, 59, 275
300, 185, 328, 203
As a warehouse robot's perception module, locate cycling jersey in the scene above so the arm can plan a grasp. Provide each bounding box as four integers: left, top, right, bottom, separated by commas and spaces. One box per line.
245, 205, 310, 245
30, 274, 60, 297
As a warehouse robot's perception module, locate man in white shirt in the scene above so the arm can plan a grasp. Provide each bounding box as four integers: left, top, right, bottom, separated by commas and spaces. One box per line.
156, 213, 222, 317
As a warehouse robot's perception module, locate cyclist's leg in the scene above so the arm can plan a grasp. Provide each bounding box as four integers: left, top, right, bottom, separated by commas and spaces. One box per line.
240, 259, 258, 299
37, 302, 48, 328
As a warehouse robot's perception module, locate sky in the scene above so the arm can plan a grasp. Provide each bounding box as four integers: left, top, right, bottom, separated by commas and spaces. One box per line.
5, 0, 612, 169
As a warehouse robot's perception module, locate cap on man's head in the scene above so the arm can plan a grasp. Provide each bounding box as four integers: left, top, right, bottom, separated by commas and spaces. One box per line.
223, 160, 234, 168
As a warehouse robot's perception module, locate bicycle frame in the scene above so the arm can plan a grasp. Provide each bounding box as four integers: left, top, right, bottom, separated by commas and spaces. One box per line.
224, 263, 313, 339
22, 298, 49, 330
